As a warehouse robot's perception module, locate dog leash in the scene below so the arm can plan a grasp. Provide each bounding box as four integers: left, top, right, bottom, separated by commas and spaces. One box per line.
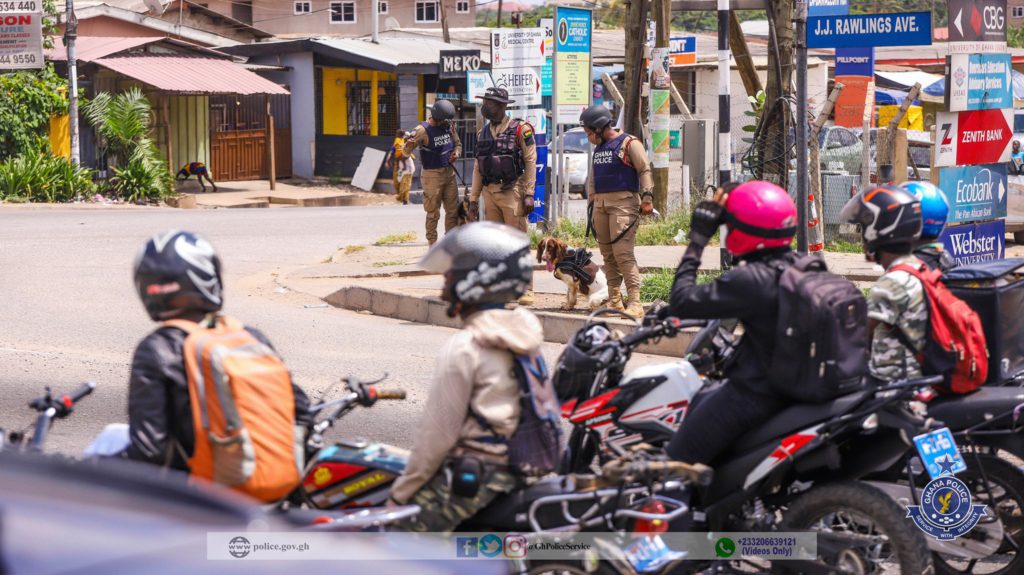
588, 201, 639, 246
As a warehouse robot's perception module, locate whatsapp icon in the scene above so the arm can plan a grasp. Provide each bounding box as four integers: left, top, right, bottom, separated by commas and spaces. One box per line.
714, 537, 736, 558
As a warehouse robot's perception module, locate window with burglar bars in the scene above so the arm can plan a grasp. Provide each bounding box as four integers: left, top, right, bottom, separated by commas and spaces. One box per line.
377, 81, 399, 135
347, 81, 372, 135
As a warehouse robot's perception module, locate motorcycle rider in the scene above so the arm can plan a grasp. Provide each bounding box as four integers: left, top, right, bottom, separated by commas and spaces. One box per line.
404, 100, 463, 247
660, 181, 799, 465
580, 104, 654, 318
126, 230, 311, 471
469, 87, 537, 306
387, 222, 541, 532
900, 181, 954, 273
840, 186, 927, 383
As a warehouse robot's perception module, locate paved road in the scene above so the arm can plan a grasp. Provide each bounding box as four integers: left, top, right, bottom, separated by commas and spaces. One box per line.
0, 204, 667, 457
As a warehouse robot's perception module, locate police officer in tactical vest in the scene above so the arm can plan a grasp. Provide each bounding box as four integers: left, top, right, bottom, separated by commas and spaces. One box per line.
469, 87, 538, 306
404, 100, 463, 247
580, 104, 653, 318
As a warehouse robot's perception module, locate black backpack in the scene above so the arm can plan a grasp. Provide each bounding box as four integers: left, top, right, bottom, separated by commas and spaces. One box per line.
472, 353, 564, 476
770, 255, 868, 402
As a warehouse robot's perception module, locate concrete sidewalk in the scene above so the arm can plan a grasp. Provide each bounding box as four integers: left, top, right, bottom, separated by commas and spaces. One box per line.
173, 180, 398, 209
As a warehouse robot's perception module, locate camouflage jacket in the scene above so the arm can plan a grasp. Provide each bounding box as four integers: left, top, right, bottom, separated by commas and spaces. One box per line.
867, 254, 928, 382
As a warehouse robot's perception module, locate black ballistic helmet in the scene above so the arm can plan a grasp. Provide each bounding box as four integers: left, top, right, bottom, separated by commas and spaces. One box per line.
133, 230, 224, 321
840, 185, 923, 254
579, 104, 613, 133
430, 99, 457, 122
420, 222, 532, 315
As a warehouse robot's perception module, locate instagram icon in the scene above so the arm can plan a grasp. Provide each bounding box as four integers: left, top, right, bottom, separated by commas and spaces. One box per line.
503, 534, 527, 559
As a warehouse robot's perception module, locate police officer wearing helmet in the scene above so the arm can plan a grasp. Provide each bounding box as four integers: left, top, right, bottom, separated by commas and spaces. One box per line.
388, 222, 543, 531
469, 87, 537, 305
404, 99, 463, 247
580, 104, 653, 318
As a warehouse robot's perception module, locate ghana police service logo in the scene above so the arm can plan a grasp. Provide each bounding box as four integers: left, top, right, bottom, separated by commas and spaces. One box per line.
906, 475, 988, 540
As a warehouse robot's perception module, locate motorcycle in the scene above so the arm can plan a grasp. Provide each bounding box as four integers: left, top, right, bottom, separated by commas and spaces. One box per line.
1, 382, 96, 452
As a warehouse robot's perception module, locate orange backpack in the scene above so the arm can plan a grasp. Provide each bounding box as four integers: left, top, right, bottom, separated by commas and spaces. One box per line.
165, 316, 302, 502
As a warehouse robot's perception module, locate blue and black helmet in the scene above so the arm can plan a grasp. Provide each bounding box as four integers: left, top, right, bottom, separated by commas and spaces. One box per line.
900, 181, 949, 240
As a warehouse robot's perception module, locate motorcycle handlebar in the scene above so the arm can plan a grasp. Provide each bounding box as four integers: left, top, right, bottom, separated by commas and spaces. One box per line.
28, 382, 97, 412
373, 388, 406, 400
67, 382, 97, 404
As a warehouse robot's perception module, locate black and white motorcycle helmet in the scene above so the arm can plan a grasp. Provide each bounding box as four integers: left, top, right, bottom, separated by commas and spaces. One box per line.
420, 222, 532, 315
839, 185, 922, 254
133, 230, 223, 321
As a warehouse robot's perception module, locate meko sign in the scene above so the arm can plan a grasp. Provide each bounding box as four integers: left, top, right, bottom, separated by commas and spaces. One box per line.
945, 53, 1012, 111
934, 109, 1013, 167
940, 219, 1006, 266
938, 164, 1008, 224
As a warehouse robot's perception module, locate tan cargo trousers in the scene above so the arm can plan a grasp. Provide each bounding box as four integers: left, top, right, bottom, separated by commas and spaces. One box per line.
482, 187, 528, 232
592, 191, 641, 295
421, 167, 459, 245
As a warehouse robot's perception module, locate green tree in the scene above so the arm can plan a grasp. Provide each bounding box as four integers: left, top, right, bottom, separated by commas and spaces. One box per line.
0, 64, 68, 160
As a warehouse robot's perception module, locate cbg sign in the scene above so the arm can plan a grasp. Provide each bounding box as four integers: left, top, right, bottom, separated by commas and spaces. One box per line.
938, 164, 1008, 224
948, 0, 1007, 53
940, 219, 1006, 266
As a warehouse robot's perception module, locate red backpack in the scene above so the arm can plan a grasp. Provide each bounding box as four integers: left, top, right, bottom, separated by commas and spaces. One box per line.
891, 263, 989, 394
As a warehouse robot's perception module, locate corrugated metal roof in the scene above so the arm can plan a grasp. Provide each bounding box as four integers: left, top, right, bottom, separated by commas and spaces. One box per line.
311, 37, 468, 67
94, 56, 289, 95
47, 36, 231, 62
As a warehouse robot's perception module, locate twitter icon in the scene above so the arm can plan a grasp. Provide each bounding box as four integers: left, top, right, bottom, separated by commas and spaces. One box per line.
479, 534, 503, 558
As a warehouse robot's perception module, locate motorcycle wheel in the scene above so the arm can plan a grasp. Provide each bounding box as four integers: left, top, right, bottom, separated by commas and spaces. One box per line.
934, 454, 1024, 575
780, 481, 934, 575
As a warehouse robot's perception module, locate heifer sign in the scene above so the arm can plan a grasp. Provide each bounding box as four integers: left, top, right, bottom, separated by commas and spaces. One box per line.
938, 164, 1008, 224
933, 109, 1013, 167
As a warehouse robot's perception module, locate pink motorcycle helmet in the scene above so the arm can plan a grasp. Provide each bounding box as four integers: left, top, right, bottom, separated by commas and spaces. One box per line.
723, 181, 798, 257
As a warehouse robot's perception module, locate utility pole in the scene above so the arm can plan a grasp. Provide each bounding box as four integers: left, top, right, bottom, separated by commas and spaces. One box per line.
439, 0, 450, 43
716, 0, 729, 185
65, 0, 80, 166
372, 0, 380, 42
651, 0, 670, 214
497, 0, 503, 28
623, 0, 648, 136
794, 0, 808, 253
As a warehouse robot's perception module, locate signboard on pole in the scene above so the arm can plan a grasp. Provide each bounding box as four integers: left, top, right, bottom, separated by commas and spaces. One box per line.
945, 53, 1012, 112
649, 48, 670, 168
934, 108, 1013, 167
940, 219, 1006, 266
947, 0, 1007, 53
939, 164, 1008, 223
0, 11, 43, 70
807, 12, 932, 48
554, 6, 592, 123
669, 35, 696, 66
466, 69, 494, 104
491, 28, 546, 69
438, 50, 482, 79
540, 18, 554, 56
492, 66, 543, 107
808, 0, 849, 17
833, 47, 874, 129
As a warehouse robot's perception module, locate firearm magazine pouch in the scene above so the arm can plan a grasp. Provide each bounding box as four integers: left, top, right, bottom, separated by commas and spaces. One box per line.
451, 456, 485, 498
944, 258, 1024, 384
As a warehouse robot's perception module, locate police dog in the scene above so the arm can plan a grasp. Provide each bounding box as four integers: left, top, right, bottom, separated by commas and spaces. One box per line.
536, 237, 608, 310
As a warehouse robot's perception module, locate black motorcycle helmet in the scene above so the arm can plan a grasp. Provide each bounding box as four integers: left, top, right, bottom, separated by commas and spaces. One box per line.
419, 222, 532, 317
840, 185, 923, 255
579, 104, 613, 134
133, 230, 224, 321
430, 99, 456, 123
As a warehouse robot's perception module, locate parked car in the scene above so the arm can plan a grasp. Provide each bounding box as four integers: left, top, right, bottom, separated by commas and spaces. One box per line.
546, 127, 590, 197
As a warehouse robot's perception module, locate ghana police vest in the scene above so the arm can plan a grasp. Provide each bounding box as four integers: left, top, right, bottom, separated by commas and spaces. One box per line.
476, 119, 525, 185
419, 121, 454, 169
592, 133, 640, 194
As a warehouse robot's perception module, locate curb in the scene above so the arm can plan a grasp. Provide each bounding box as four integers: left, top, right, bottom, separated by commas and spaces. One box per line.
323, 284, 694, 357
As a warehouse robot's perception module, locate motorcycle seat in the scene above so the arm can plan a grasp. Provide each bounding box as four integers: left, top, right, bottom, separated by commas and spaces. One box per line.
730, 390, 874, 454
457, 476, 577, 531
927, 386, 1024, 430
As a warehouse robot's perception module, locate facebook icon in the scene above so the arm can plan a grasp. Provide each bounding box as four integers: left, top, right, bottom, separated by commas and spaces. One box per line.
456, 537, 479, 558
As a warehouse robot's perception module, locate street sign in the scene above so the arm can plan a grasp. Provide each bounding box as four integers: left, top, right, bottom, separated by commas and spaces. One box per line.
938, 164, 1008, 224
491, 28, 546, 69
807, 12, 932, 49
0, 11, 43, 70
808, 0, 849, 17
835, 47, 874, 76
940, 219, 1006, 266
934, 108, 1013, 167
492, 66, 543, 108
554, 6, 592, 123
669, 35, 696, 66
945, 53, 1012, 111
947, 0, 1007, 53
438, 50, 481, 79
466, 69, 494, 104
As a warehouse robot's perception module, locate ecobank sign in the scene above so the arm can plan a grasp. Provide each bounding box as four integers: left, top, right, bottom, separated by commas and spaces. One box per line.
939, 164, 1008, 224
940, 220, 1006, 266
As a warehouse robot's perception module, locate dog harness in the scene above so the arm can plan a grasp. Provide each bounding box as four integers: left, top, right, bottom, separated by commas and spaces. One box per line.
556, 248, 595, 285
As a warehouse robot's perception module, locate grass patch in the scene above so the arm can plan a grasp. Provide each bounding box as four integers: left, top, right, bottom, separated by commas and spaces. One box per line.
530, 211, 692, 249
826, 239, 865, 254
371, 260, 407, 268
639, 267, 723, 303
343, 245, 366, 255
374, 232, 417, 245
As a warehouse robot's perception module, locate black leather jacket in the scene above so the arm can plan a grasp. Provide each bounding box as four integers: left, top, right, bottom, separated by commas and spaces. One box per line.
914, 242, 955, 273
666, 244, 797, 394
125, 324, 312, 471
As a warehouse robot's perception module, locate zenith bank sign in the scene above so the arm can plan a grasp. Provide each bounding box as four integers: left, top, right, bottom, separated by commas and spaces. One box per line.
934, 109, 1013, 167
